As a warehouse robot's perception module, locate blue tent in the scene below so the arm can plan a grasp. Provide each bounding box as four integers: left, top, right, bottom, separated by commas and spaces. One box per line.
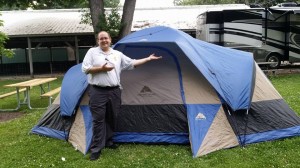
31, 26, 300, 157
115, 26, 255, 111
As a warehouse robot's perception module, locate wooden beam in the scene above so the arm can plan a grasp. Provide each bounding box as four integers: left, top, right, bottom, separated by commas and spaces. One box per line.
75, 36, 79, 64
27, 37, 34, 78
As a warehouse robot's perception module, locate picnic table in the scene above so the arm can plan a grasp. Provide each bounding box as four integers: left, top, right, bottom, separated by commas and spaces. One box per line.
2, 78, 57, 111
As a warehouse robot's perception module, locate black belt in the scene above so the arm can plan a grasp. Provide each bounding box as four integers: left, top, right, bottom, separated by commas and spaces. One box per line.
91, 85, 119, 90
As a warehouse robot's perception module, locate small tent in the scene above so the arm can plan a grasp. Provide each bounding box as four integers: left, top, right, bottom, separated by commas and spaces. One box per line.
31, 26, 300, 157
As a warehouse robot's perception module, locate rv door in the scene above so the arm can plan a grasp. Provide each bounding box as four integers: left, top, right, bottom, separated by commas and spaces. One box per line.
288, 12, 300, 63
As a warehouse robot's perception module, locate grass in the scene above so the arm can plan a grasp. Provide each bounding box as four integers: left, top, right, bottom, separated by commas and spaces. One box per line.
0, 74, 300, 168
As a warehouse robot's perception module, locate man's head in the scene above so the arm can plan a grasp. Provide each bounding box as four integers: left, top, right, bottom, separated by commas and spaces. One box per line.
97, 31, 112, 52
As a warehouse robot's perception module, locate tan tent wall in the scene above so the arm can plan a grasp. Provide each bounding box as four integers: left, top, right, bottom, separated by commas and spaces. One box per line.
252, 64, 282, 102
178, 54, 220, 104
196, 107, 239, 156
179, 54, 238, 157
68, 92, 89, 154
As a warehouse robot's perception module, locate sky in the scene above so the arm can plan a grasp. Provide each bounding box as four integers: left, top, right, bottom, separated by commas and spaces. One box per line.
119, 0, 175, 8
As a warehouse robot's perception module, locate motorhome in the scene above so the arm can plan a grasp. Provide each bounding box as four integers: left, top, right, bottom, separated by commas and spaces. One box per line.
196, 8, 300, 68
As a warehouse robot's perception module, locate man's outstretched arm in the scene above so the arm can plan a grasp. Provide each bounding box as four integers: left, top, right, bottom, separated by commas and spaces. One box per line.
133, 54, 162, 67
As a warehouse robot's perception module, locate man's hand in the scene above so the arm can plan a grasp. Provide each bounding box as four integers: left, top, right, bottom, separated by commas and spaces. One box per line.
101, 63, 114, 71
133, 53, 163, 68
148, 53, 162, 61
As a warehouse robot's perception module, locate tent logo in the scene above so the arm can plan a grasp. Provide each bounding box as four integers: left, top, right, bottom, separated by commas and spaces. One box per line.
195, 112, 206, 120
138, 86, 155, 97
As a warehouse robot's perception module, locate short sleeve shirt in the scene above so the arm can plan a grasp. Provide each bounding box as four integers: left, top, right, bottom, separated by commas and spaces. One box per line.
81, 47, 134, 86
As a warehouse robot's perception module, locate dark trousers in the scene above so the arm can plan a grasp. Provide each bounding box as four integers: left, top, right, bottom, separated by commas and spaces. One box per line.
88, 85, 121, 153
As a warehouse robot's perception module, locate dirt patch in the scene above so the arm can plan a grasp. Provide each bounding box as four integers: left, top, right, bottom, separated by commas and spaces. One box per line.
0, 112, 25, 123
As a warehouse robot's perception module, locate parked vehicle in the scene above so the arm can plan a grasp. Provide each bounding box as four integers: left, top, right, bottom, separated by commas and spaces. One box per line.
196, 8, 300, 68
274, 2, 299, 7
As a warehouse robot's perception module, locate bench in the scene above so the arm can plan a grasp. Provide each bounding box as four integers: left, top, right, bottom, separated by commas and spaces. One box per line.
0, 88, 26, 99
41, 87, 61, 106
0, 88, 27, 112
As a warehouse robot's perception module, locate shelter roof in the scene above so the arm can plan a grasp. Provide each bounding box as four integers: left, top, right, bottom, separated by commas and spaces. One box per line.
0, 9, 92, 37
0, 4, 249, 37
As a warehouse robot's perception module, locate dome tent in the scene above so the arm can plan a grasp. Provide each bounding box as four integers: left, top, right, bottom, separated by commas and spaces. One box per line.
31, 26, 300, 157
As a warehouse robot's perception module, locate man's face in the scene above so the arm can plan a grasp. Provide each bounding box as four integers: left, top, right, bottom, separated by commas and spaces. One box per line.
98, 32, 111, 51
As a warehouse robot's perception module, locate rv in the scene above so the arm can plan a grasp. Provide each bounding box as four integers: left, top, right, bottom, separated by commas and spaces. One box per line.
196, 8, 300, 68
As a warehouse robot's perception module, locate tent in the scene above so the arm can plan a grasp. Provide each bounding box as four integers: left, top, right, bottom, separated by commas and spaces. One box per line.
31, 26, 300, 157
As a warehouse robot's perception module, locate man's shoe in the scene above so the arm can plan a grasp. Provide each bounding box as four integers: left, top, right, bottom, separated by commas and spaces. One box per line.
90, 151, 101, 161
107, 143, 119, 149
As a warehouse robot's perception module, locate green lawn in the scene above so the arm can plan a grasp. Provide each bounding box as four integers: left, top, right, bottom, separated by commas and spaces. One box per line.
0, 74, 300, 168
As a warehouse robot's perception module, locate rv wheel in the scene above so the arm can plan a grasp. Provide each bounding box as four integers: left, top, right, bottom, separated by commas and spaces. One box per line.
266, 54, 281, 69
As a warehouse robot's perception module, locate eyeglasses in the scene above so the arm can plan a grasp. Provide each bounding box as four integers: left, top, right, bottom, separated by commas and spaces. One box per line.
98, 37, 110, 41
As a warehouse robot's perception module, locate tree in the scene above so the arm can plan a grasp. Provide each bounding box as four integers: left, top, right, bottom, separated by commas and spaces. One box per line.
88, 0, 105, 36
86, 0, 136, 41
119, 0, 136, 39
0, 13, 13, 58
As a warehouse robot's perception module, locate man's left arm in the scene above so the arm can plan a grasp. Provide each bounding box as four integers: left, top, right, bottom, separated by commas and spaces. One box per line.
133, 54, 162, 67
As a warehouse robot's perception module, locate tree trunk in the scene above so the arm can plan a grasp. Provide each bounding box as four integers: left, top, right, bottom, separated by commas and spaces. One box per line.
88, 0, 104, 35
119, 0, 136, 40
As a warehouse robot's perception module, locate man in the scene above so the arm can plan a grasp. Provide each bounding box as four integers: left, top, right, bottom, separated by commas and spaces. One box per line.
82, 31, 162, 161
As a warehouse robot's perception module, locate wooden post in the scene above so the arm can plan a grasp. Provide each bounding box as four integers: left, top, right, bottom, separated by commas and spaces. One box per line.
49, 47, 53, 75
27, 37, 34, 78
75, 36, 79, 64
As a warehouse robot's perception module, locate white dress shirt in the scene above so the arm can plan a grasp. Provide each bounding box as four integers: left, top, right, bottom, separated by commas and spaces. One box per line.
82, 47, 134, 87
